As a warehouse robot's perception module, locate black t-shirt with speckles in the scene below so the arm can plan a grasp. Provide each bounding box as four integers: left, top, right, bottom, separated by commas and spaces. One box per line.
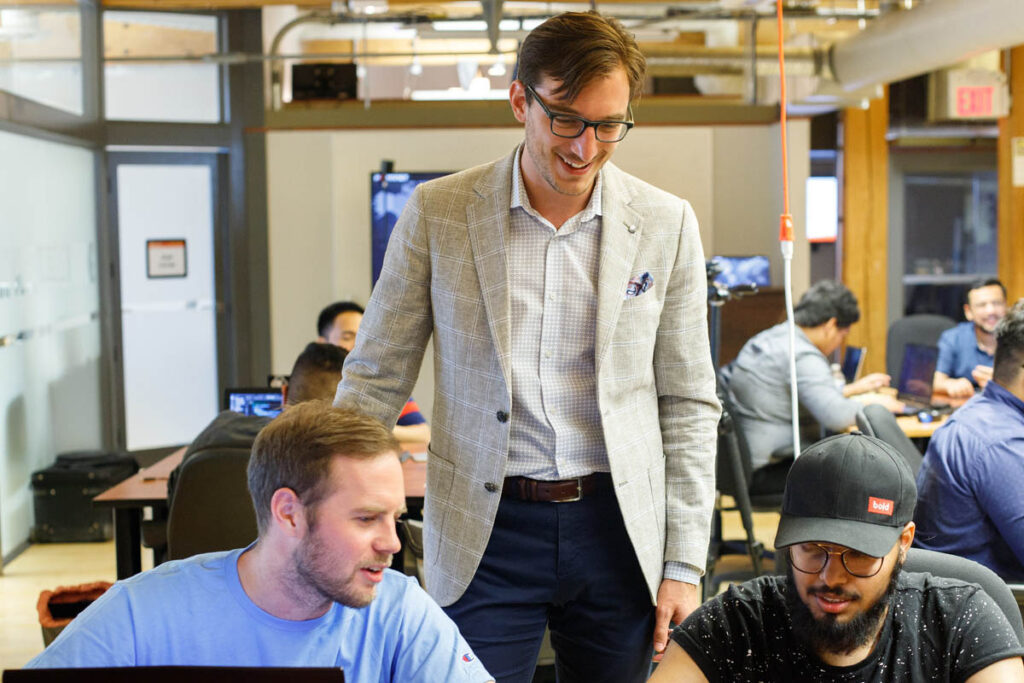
671, 572, 1024, 682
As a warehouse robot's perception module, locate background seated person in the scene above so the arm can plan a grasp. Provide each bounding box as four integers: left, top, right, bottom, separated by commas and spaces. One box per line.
168, 342, 347, 501
318, 300, 430, 444
915, 299, 1024, 580
934, 278, 1007, 398
728, 280, 901, 470
650, 433, 1024, 683
28, 402, 493, 682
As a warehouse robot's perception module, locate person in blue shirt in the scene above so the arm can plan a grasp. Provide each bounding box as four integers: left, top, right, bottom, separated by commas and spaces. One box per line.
934, 278, 1008, 398
27, 402, 493, 683
915, 299, 1024, 580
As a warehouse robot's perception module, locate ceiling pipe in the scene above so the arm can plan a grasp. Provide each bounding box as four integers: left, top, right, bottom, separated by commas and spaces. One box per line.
481, 0, 504, 55
829, 0, 1024, 91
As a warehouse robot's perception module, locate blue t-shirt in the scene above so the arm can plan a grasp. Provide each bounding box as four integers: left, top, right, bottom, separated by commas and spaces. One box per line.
28, 548, 491, 682
914, 381, 1024, 580
935, 322, 993, 385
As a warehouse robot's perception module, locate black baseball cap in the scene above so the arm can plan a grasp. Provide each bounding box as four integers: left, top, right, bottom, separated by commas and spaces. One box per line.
774, 432, 916, 558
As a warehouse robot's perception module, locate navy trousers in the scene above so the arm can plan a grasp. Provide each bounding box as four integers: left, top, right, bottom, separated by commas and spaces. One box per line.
443, 483, 655, 683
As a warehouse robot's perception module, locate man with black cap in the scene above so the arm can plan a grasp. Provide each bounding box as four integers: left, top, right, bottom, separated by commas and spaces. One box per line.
650, 432, 1024, 682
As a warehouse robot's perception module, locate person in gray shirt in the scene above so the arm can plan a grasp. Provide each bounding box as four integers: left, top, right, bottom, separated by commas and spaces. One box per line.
727, 280, 902, 470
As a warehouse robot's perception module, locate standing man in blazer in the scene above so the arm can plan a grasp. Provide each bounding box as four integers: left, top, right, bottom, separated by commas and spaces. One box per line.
334, 11, 720, 682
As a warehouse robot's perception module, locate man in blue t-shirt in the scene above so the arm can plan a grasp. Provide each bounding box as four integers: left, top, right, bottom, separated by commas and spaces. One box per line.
934, 278, 1008, 398
28, 402, 492, 683
916, 300, 1024, 580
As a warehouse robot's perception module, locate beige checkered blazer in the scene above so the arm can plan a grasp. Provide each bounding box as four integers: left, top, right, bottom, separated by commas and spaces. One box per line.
335, 147, 721, 607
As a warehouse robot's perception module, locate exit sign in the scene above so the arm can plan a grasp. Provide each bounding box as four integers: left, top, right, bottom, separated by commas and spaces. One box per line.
956, 86, 995, 117
929, 69, 1008, 121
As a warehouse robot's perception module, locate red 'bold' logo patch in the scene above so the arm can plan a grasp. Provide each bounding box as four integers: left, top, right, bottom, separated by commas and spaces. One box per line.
868, 497, 894, 516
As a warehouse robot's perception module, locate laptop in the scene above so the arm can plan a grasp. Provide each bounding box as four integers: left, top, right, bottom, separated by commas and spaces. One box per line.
841, 345, 866, 384
223, 387, 284, 418
3, 667, 343, 683
894, 344, 946, 414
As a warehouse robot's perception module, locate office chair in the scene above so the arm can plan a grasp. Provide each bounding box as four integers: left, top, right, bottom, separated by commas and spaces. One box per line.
886, 314, 956, 380
855, 404, 924, 476
397, 518, 426, 586
905, 548, 1024, 645
705, 395, 786, 600
166, 448, 258, 560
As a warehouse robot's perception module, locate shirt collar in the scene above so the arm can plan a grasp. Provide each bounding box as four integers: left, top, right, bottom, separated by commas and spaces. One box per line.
511, 144, 603, 223
982, 379, 1024, 415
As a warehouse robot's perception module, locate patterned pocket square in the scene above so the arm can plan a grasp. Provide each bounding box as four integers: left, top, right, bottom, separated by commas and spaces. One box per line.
625, 272, 654, 299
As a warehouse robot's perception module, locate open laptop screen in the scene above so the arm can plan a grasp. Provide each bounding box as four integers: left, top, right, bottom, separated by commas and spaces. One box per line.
841, 346, 866, 384
223, 388, 283, 418
896, 344, 939, 404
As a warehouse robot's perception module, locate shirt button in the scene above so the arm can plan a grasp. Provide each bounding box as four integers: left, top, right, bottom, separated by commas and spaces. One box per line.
484, 482, 499, 493
544, 350, 552, 359
496, 410, 509, 423
548, 293, 556, 302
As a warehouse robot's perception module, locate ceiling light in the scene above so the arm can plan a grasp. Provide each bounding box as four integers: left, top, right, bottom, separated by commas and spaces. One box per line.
487, 61, 506, 77
432, 20, 488, 32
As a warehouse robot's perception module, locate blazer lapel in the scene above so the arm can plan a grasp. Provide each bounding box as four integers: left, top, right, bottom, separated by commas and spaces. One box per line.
596, 167, 642, 373
466, 152, 515, 386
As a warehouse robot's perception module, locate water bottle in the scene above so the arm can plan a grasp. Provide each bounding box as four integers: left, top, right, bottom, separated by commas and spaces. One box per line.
830, 363, 846, 392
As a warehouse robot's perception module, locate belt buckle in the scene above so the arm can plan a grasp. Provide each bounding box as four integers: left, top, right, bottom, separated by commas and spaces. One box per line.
553, 478, 583, 504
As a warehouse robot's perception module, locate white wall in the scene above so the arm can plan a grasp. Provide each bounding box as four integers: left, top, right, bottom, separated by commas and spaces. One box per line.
266, 121, 810, 421
713, 121, 811, 298
0, 130, 102, 557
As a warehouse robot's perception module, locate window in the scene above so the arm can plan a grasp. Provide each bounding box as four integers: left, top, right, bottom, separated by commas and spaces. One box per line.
0, 7, 83, 114
103, 11, 221, 122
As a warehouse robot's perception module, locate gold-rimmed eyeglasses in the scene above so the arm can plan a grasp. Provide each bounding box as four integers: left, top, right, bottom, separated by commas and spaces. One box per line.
788, 543, 886, 578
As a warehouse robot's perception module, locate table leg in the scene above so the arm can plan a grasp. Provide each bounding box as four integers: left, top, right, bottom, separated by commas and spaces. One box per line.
113, 508, 142, 579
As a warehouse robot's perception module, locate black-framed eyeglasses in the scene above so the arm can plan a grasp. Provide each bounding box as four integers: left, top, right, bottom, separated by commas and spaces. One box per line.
524, 83, 634, 143
788, 543, 885, 578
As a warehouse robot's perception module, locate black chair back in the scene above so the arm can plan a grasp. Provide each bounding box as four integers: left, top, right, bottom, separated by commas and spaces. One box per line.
167, 448, 257, 560
856, 404, 924, 476
905, 547, 1024, 646
886, 314, 956, 380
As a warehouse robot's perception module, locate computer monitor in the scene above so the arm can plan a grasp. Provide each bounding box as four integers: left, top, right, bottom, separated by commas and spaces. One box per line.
709, 255, 771, 289
370, 171, 450, 287
223, 388, 283, 418
841, 345, 866, 384
896, 343, 939, 405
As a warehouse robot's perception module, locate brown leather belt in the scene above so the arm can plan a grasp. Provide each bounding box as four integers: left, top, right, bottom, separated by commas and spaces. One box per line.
501, 473, 611, 503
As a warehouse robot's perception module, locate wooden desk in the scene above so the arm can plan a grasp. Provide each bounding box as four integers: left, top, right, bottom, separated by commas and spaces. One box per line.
895, 414, 948, 439
94, 444, 428, 580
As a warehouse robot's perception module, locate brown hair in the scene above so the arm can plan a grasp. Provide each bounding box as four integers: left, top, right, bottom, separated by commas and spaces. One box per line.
247, 400, 400, 534
285, 342, 347, 406
994, 299, 1024, 386
517, 11, 647, 104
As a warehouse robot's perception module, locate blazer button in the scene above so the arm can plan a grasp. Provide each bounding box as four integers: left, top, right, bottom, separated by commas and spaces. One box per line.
484, 482, 499, 493
496, 410, 509, 423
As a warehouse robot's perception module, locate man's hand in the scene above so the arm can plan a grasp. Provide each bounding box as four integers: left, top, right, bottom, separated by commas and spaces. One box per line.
942, 376, 976, 398
653, 579, 699, 660
855, 391, 905, 414
844, 372, 891, 397
971, 365, 992, 390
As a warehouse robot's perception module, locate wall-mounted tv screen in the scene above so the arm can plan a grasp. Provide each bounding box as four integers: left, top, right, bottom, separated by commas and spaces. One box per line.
710, 255, 771, 288
371, 171, 451, 287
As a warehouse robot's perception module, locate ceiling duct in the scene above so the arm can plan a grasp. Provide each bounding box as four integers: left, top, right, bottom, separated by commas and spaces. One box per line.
829, 0, 1024, 91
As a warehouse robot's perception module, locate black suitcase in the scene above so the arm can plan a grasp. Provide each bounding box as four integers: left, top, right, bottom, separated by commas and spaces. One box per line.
31, 450, 139, 542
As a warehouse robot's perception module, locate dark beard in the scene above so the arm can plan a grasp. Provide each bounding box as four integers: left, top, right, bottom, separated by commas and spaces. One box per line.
785, 553, 903, 657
